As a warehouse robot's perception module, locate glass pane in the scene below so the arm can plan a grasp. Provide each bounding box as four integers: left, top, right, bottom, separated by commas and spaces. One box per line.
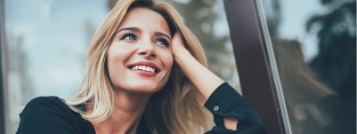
4, 0, 239, 133
259, 0, 356, 133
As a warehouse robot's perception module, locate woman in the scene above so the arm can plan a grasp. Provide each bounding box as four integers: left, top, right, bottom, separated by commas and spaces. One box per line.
16, 0, 266, 133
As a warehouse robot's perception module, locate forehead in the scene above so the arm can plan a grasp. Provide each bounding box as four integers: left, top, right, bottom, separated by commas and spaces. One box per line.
118, 8, 170, 35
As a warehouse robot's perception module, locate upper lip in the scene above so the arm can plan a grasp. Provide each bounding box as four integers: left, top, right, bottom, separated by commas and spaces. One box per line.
127, 61, 161, 73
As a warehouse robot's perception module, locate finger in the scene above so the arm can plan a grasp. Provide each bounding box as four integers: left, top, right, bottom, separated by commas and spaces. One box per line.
172, 32, 183, 44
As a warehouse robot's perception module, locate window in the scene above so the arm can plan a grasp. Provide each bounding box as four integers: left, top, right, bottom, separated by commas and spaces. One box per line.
259, 0, 356, 133
3, 0, 353, 133
223, 0, 355, 133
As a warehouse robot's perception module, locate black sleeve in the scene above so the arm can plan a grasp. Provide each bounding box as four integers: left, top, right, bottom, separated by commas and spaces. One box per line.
204, 83, 267, 134
16, 97, 80, 134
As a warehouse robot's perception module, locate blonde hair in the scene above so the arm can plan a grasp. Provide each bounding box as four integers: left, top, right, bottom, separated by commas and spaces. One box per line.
66, 0, 212, 133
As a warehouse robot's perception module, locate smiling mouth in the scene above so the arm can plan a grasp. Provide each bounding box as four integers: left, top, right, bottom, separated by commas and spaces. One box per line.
127, 61, 162, 76
129, 65, 156, 73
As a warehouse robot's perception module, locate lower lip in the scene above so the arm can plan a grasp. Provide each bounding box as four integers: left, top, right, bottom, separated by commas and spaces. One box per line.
130, 70, 157, 77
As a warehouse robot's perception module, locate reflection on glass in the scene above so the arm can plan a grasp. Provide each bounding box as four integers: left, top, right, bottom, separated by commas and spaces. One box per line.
261, 0, 356, 133
4, 0, 238, 133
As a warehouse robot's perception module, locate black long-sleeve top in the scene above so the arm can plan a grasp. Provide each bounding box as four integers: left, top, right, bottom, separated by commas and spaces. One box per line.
16, 83, 267, 134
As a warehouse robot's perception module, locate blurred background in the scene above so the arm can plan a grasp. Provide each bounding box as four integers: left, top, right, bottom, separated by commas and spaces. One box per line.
1, 0, 355, 134
262, 0, 355, 133
262, 0, 356, 134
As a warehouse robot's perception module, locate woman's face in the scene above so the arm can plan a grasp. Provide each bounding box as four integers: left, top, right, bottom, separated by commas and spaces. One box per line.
107, 7, 173, 94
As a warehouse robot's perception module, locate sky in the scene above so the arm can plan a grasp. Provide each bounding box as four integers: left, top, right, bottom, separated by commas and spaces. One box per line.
278, 0, 327, 61
4, 0, 327, 100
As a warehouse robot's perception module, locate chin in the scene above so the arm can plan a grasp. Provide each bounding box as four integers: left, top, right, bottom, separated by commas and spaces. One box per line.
124, 80, 166, 94
130, 86, 161, 94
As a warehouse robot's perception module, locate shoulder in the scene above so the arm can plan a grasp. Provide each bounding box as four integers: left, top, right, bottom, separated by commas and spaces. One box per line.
25, 96, 64, 106
17, 96, 86, 134
22, 96, 69, 114
20, 96, 74, 120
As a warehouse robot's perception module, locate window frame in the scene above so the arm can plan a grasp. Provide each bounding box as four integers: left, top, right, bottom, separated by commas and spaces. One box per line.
223, 0, 291, 133
0, 0, 7, 133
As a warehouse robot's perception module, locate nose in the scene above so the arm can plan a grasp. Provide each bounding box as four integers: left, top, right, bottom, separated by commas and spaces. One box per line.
137, 41, 156, 57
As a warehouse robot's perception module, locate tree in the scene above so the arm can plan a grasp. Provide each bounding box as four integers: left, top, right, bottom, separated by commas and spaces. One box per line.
306, 0, 356, 103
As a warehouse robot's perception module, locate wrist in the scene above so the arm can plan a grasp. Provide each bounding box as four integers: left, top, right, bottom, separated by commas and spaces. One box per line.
173, 49, 191, 60
173, 49, 196, 75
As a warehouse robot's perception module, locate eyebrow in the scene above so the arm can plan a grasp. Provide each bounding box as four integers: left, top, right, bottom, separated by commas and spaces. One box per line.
117, 27, 171, 40
117, 27, 140, 33
155, 32, 171, 40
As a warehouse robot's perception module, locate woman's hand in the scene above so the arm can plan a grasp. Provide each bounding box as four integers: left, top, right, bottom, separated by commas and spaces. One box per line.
171, 32, 189, 58
172, 31, 238, 131
171, 31, 223, 100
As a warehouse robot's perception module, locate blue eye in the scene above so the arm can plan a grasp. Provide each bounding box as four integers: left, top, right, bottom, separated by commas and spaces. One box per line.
120, 33, 136, 40
156, 39, 169, 47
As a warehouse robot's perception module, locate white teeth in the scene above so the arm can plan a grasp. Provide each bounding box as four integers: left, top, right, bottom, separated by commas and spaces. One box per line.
131, 65, 155, 73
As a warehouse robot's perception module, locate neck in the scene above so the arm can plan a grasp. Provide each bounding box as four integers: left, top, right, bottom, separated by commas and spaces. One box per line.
91, 89, 151, 134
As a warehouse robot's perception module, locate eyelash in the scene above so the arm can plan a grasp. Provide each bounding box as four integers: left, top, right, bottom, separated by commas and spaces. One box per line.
156, 38, 169, 47
120, 32, 170, 47
120, 32, 137, 40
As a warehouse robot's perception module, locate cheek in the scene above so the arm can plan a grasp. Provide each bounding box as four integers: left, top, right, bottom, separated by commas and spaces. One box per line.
155, 51, 173, 90
107, 44, 133, 81
160, 51, 174, 80
161, 51, 174, 71
108, 42, 134, 66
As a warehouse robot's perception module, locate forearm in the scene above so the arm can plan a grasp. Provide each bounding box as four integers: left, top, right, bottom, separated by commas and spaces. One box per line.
174, 50, 224, 100
174, 50, 238, 130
